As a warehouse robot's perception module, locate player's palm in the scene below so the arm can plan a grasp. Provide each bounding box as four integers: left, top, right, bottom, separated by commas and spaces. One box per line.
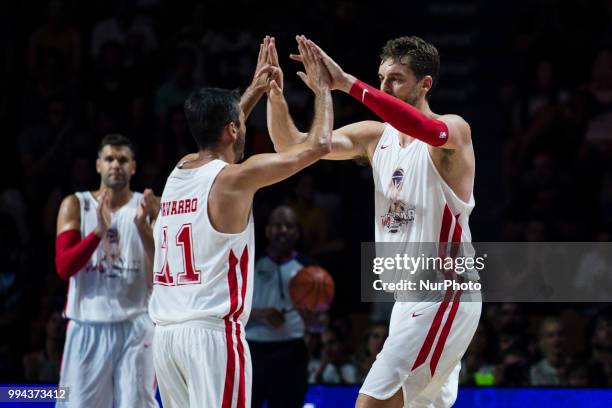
249, 36, 272, 91
266, 37, 284, 91
295, 36, 331, 93
291, 37, 346, 91
96, 190, 111, 236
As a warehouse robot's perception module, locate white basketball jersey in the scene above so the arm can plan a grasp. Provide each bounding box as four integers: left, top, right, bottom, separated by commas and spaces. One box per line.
373, 124, 475, 244
372, 125, 478, 293
65, 191, 149, 322
148, 159, 255, 329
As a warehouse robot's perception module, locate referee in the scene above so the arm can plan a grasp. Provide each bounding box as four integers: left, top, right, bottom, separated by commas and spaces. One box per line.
246, 205, 313, 408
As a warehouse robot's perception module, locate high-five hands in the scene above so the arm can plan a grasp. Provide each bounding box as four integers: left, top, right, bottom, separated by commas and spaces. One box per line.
290, 35, 355, 93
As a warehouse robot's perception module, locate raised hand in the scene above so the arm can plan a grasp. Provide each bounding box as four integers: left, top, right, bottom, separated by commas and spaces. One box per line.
293, 35, 332, 94
95, 190, 111, 237
249, 36, 273, 92
135, 188, 158, 226
241, 36, 278, 118
291, 36, 354, 93
266, 37, 284, 91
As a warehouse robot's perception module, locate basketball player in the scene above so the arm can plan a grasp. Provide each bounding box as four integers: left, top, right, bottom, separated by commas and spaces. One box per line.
148, 36, 333, 408
267, 36, 481, 407
54, 133, 159, 407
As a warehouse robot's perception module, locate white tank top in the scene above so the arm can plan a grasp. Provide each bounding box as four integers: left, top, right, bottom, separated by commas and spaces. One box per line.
65, 191, 149, 322
148, 159, 255, 329
372, 124, 478, 294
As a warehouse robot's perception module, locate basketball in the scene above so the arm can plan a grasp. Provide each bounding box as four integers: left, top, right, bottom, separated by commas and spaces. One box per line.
289, 266, 335, 312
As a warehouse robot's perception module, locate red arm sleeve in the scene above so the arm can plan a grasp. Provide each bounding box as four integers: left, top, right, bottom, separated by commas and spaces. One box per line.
348, 79, 449, 147
55, 230, 101, 280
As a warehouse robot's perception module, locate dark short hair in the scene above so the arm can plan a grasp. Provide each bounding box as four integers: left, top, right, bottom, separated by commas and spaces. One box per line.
184, 88, 241, 150
380, 36, 440, 96
98, 134, 135, 156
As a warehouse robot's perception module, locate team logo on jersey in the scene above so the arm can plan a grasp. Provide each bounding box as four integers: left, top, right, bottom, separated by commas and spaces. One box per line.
83, 198, 90, 212
101, 227, 124, 278
382, 200, 415, 233
381, 168, 416, 233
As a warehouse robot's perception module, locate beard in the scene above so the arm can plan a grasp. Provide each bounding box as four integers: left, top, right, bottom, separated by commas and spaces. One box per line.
103, 173, 128, 190
403, 90, 419, 106
233, 129, 246, 162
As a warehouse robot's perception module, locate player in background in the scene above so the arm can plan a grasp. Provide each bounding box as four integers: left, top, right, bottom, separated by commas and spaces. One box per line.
148, 36, 333, 408
247, 205, 315, 408
267, 36, 481, 408
54, 133, 159, 407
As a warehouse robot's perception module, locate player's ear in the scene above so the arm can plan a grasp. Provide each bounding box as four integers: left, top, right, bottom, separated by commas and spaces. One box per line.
131, 160, 137, 176
225, 121, 238, 143
421, 75, 433, 96
95, 157, 101, 174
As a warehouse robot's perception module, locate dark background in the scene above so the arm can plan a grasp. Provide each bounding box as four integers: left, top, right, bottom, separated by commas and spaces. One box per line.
1, 0, 612, 387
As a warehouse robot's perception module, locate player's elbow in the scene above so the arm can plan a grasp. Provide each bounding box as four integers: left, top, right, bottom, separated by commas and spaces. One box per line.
55, 264, 70, 281
311, 138, 332, 156
272, 141, 289, 153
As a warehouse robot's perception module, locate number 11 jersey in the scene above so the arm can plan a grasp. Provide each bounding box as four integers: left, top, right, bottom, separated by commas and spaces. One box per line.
149, 159, 255, 329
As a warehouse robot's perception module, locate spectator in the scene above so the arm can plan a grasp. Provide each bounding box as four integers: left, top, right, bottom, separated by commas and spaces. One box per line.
23, 310, 65, 383
155, 47, 201, 123
460, 323, 497, 386
586, 309, 612, 386
28, 0, 80, 75
247, 205, 313, 408
355, 322, 388, 382
90, 4, 157, 60
308, 327, 358, 384
529, 317, 569, 385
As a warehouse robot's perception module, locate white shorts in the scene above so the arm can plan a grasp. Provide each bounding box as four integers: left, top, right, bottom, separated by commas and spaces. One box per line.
57, 313, 158, 408
360, 294, 481, 408
153, 321, 252, 408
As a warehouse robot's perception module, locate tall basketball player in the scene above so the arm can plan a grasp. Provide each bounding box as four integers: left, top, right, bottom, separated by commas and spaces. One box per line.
267, 36, 481, 407
54, 133, 159, 407
148, 36, 333, 408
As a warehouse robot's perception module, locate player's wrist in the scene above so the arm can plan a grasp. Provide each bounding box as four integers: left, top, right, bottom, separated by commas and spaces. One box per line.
313, 86, 331, 96
339, 74, 356, 93
94, 227, 106, 238
247, 80, 267, 95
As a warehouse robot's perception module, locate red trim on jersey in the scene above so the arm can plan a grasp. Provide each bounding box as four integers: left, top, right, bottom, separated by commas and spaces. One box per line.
222, 250, 240, 408
450, 214, 463, 259
438, 205, 453, 258
224, 250, 239, 319
236, 323, 246, 408
222, 321, 236, 408
429, 288, 463, 375
233, 246, 249, 321
411, 299, 451, 371
411, 204, 457, 372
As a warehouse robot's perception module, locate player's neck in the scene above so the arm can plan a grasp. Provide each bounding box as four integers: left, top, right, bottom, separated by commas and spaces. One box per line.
267, 247, 296, 262
179, 148, 237, 169
415, 98, 434, 117
206, 145, 237, 164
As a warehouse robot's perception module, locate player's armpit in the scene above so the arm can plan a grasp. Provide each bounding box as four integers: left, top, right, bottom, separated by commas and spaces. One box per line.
436, 114, 472, 150
325, 121, 386, 161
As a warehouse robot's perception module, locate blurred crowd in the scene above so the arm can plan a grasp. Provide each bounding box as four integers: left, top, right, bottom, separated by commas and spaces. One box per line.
1, 0, 612, 388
